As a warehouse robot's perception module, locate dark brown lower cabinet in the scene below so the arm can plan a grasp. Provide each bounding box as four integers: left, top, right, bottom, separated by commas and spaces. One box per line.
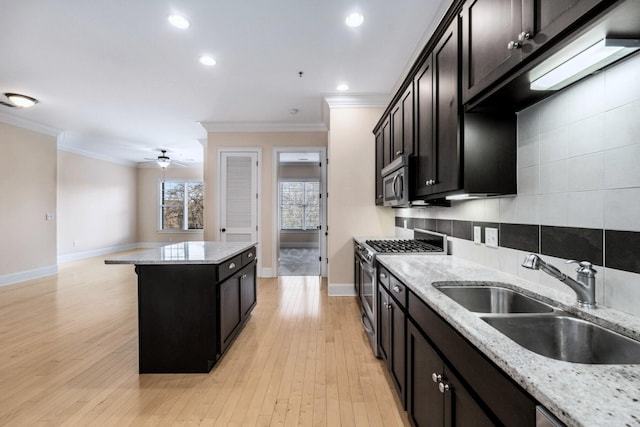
220, 261, 257, 355
407, 320, 495, 426
378, 284, 406, 405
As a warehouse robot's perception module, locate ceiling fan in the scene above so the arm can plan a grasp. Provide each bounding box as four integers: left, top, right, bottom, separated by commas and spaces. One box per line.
142, 149, 188, 168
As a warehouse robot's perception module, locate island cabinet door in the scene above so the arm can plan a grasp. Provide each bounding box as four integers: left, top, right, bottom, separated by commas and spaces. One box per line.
240, 262, 257, 319
219, 270, 242, 355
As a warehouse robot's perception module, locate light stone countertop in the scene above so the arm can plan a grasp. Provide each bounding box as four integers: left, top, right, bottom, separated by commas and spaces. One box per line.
104, 241, 257, 265
376, 254, 640, 427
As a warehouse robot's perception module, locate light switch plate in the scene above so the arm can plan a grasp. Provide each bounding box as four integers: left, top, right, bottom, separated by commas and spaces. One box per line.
473, 226, 482, 244
485, 227, 498, 248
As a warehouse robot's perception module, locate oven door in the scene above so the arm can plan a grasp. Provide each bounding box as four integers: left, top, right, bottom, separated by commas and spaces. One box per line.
382, 168, 408, 207
358, 258, 378, 356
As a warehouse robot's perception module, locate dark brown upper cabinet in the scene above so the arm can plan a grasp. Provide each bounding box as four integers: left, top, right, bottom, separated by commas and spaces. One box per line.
391, 83, 415, 160
414, 18, 461, 199
461, 0, 606, 103
374, 126, 385, 205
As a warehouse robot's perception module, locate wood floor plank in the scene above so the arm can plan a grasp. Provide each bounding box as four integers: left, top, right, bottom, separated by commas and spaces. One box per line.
0, 253, 409, 426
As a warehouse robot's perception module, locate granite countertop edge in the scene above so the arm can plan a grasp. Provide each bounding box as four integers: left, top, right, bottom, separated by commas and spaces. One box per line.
376, 254, 640, 427
104, 241, 257, 265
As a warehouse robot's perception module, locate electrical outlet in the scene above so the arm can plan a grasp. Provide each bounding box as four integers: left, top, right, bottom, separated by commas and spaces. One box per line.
485, 227, 498, 248
473, 226, 482, 244
45, 213, 54, 221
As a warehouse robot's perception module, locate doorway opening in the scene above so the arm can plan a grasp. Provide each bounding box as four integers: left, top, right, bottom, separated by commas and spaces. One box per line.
273, 148, 327, 277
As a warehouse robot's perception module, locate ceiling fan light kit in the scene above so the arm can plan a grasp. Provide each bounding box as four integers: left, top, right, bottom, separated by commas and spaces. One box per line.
156, 150, 172, 168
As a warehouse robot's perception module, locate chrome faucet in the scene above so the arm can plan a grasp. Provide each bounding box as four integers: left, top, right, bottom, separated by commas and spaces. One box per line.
522, 254, 597, 308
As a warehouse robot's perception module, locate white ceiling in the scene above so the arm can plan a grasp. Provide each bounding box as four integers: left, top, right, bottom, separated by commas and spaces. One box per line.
0, 0, 450, 165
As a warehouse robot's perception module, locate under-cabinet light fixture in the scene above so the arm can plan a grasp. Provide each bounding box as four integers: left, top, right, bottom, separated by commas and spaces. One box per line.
530, 38, 640, 91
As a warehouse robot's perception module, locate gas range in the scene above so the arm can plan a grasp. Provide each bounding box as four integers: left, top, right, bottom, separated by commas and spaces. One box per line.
356, 228, 448, 261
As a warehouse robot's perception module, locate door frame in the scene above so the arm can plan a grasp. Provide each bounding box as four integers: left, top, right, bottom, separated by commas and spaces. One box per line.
272, 146, 328, 277
216, 147, 262, 275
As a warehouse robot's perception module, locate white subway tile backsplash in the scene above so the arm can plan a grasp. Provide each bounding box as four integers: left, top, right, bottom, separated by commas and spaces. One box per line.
603, 268, 640, 316
538, 193, 568, 226
539, 127, 568, 163
567, 153, 604, 191
604, 53, 640, 111
604, 144, 640, 189
517, 165, 539, 195
517, 137, 539, 168
604, 100, 640, 150
561, 72, 605, 123
517, 104, 539, 141
515, 195, 539, 224
499, 197, 518, 224
539, 160, 568, 193
568, 114, 604, 157
604, 188, 640, 232
538, 90, 570, 131
567, 190, 604, 229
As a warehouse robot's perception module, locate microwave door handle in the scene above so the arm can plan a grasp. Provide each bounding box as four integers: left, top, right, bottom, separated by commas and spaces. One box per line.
391, 173, 399, 198
397, 174, 403, 197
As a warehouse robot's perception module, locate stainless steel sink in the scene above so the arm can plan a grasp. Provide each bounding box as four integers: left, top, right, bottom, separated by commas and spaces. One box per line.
437, 285, 555, 314
482, 315, 640, 364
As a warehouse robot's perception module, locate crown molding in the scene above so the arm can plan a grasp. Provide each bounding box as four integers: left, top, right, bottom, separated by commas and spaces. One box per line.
200, 121, 328, 133
322, 94, 390, 109
57, 143, 137, 167
0, 111, 62, 136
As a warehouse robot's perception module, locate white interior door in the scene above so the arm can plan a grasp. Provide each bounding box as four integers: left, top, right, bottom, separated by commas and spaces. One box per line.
219, 151, 258, 243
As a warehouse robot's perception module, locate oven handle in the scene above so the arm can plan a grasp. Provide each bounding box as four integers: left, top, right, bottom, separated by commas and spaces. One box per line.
360, 259, 375, 275
361, 311, 375, 336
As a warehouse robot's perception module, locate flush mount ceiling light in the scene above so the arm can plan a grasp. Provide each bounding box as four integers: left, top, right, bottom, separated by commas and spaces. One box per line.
3, 93, 38, 108
199, 55, 216, 66
337, 83, 349, 91
345, 12, 364, 28
168, 14, 190, 29
530, 38, 640, 91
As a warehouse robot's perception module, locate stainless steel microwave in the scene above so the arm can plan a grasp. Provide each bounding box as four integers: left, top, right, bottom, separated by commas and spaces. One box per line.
381, 155, 410, 207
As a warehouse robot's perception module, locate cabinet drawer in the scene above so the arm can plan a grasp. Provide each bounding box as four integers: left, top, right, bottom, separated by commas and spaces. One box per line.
242, 247, 256, 265
389, 275, 407, 308
378, 266, 391, 290
218, 255, 242, 282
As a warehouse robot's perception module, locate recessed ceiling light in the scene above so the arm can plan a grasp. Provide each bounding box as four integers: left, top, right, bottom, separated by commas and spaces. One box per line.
345, 13, 364, 28
4, 93, 38, 108
168, 14, 190, 29
199, 55, 216, 66
337, 84, 349, 91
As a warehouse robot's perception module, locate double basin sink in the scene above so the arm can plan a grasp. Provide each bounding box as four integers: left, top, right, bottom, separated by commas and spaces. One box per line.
436, 284, 640, 364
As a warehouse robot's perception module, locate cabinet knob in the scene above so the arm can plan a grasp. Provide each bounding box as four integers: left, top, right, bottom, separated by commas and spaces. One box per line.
386, 303, 392, 310
517, 31, 531, 42
248, 252, 253, 258
395, 150, 403, 156
439, 382, 451, 393
431, 373, 442, 383
229, 262, 236, 269
380, 272, 388, 279
392, 285, 401, 293
507, 40, 522, 50
241, 274, 247, 279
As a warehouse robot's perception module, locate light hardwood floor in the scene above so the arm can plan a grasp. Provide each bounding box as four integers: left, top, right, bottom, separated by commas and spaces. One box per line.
0, 253, 409, 426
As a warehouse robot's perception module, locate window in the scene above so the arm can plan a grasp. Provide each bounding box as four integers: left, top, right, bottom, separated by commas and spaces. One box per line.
279, 181, 320, 231
159, 180, 204, 230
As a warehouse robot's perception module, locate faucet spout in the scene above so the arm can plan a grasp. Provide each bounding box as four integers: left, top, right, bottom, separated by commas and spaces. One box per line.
521, 254, 597, 308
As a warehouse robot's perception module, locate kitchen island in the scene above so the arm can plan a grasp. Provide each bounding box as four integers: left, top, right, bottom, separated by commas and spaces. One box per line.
106, 241, 257, 374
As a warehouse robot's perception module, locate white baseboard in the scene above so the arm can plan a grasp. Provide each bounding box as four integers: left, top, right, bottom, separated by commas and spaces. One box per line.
57, 243, 141, 263
260, 267, 274, 278
328, 283, 356, 296
0, 265, 58, 287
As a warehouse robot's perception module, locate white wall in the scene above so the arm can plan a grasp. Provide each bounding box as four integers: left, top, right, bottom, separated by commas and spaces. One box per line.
327, 107, 395, 294
57, 150, 138, 261
397, 53, 640, 316
0, 122, 57, 285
